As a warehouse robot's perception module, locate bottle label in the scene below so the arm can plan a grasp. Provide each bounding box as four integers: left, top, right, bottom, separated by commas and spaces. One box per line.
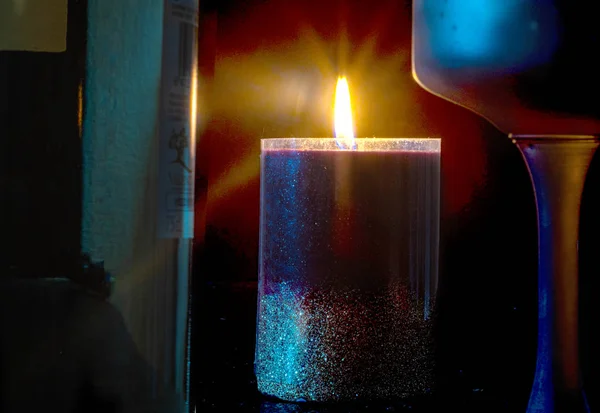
0, 0, 68, 52
156, 0, 199, 238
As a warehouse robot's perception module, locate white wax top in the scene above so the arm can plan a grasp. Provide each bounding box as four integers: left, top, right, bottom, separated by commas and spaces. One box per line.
261, 138, 441, 152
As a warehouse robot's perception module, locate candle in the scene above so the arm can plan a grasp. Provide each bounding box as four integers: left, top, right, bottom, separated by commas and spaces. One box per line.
255, 78, 441, 402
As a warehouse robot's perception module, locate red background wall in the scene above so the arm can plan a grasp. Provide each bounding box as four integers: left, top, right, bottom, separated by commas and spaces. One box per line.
195, 0, 500, 281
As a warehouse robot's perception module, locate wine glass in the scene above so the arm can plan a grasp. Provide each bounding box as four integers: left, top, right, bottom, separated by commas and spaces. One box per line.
413, 1, 600, 412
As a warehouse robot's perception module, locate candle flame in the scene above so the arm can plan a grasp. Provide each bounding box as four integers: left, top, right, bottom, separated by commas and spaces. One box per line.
334, 77, 356, 149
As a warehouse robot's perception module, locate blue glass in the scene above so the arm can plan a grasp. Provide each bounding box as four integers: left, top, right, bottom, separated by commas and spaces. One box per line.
413, 0, 600, 135
414, 2, 599, 412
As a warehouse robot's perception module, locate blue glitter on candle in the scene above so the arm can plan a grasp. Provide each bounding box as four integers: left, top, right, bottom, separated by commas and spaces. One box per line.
255, 138, 440, 403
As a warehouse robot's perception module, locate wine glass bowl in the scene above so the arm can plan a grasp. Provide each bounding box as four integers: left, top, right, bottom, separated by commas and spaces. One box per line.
412, 0, 600, 135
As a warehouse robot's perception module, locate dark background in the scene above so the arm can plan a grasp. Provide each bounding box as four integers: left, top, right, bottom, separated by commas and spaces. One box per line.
2, 0, 600, 412
191, 0, 600, 412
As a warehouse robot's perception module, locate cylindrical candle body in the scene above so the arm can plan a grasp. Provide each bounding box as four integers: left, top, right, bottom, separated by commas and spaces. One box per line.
255, 138, 441, 402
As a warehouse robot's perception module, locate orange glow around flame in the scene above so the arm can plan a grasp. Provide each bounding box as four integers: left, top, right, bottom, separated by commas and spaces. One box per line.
334, 77, 355, 149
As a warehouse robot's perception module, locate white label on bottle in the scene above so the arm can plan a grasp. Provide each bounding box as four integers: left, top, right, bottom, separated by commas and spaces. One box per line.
157, 0, 199, 239
0, 0, 68, 52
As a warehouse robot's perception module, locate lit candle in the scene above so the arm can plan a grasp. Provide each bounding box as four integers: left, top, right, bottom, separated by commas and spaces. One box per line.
255, 78, 441, 402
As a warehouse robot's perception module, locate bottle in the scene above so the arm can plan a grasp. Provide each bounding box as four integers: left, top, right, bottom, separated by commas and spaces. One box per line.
1, 1, 199, 412
1, 0, 86, 275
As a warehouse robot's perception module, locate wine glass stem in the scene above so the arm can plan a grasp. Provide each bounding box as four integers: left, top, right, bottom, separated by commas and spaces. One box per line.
511, 134, 598, 413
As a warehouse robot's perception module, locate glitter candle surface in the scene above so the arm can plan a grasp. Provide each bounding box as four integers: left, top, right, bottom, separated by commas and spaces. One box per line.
255, 138, 441, 403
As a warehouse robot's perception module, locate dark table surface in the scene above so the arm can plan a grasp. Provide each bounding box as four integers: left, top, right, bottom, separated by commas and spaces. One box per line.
191, 281, 524, 413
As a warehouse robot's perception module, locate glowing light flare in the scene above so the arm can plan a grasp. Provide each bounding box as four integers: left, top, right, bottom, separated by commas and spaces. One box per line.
334, 77, 356, 150
207, 151, 260, 207
332, 77, 355, 254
